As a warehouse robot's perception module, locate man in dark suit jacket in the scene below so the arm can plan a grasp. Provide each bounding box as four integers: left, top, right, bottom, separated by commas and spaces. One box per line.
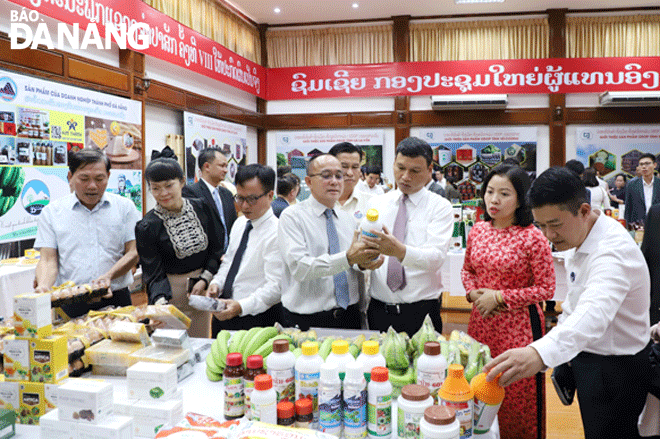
624, 153, 660, 225
642, 204, 660, 325
272, 173, 298, 218
182, 147, 237, 251
426, 172, 446, 197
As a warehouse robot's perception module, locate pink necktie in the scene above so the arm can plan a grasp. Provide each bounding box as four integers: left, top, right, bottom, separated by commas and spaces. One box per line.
387, 194, 407, 291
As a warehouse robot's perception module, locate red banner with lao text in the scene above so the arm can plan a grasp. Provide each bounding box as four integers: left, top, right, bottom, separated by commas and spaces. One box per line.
267, 57, 660, 100
6, 0, 267, 99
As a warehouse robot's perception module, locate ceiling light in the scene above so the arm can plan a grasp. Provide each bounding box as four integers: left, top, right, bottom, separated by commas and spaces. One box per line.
455, 0, 504, 3
352, 3, 359, 8
274, 7, 281, 13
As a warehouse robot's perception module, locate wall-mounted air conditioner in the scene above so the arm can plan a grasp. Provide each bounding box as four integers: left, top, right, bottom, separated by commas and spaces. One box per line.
599, 91, 660, 107
431, 94, 508, 110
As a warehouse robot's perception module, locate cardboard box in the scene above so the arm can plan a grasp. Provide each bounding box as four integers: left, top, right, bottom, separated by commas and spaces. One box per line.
39, 409, 78, 439
3, 338, 30, 381
13, 293, 52, 339
45, 380, 68, 413
131, 398, 183, 437
0, 382, 19, 413
127, 362, 177, 401
78, 414, 133, 439
30, 335, 69, 383
57, 380, 113, 424
18, 382, 45, 425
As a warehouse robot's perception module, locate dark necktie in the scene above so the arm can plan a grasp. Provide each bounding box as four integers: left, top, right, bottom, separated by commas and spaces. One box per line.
387, 194, 407, 291
324, 209, 350, 309
213, 187, 229, 251
221, 220, 252, 299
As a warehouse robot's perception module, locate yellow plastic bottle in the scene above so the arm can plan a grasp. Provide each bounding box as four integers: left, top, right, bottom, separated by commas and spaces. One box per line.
470, 372, 505, 435
438, 364, 474, 439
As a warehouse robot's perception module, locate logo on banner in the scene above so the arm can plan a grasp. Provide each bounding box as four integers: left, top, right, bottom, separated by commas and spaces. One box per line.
582, 132, 592, 140
21, 180, 50, 215
0, 77, 17, 102
9, 10, 149, 51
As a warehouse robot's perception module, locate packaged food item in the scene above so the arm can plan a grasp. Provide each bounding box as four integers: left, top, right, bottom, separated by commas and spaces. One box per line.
144, 305, 191, 329
29, 335, 69, 383
0, 382, 19, 412
13, 292, 52, 339
128, 345, 191, 367
108, 321, 151, 346
18, 381, 45, 424
131, 397, 183, 437
57, 379, 114, 424
40, 408, 79, 438
3, 338, 30, 381
127, 361, 178, 401
77, 413, 134, 439
85, 340, 143, 368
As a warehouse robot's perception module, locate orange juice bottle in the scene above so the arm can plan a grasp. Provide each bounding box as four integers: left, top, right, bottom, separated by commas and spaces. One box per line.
438, 364, 473, 439
470, 372, 505, 434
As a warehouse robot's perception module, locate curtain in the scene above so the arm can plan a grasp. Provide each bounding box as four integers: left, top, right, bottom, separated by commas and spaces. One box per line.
266, 25, 393, 68
411, 18, 548, 61
567, 15, 660, 58
143, 0, 261, 64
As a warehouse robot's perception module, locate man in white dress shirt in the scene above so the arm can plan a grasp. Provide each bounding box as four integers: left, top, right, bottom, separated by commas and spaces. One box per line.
362, 166, 385, 196
278, 154, 382, 330
207, 164, 282, 336
329, 142, 373, 225
362, 137, 453, 335
485, 167, 652, 439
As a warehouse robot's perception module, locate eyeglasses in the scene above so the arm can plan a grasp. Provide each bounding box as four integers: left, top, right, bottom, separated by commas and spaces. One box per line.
639, 161, 655, 167
234, 191, 269, 205
308, 171, 344, 181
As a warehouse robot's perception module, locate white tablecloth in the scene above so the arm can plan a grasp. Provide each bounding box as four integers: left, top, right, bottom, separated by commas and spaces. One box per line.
0, 264, 36, 320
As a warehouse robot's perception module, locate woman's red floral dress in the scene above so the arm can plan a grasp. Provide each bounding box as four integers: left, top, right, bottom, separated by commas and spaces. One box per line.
462, 221, 555, 439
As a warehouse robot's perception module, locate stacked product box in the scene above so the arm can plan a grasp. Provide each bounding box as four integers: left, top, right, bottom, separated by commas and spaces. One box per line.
40, 379, 133, 439
114, 362, 183, 437
0, 293, 69, 424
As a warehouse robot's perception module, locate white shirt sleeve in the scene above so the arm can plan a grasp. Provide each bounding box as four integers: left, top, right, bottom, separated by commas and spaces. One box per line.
34, 204, 57, 250
401, 197, 453, 271
238, 233, 284, 316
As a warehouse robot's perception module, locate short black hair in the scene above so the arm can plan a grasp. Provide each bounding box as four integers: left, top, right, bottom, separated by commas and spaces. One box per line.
197, 147, 225, 169
306, 153, 336, 175
145, 158, 184, 183
277, 165, 292, 177
639, 153, 656, 163
365, 165, 381, 176
481, 164, 533, 227
615, 173, 627, 182
235, 164, 275, 192
328, 142, 364, 160
395, 137, 433, 166
582, 167, 599, 187
529, 167, 588, 215
277, 174, 297, 196
565, 159, 585, 176
68, 149, 110, 174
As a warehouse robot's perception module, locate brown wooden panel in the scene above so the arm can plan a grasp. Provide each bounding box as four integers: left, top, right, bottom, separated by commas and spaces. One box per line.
411, 109, 549, 126
187, 95, 217, 116
350, 112, 395, 126
393, 16, 410, 63
146, 82, 186, 107
0, 38, 64, 76
266, 113, 350, 129
549, 94, 566, 167
567, 107, 660, 124
548, 9, 567, 59
68, 58, 129, 91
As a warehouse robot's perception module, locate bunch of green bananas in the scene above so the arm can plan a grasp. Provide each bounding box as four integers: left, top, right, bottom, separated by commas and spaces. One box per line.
0, 167, 25, 217
411, 314, 439, 357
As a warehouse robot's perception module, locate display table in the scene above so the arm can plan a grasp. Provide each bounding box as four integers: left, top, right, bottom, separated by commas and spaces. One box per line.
0, 263, 35, 320
12, 339, 500, 439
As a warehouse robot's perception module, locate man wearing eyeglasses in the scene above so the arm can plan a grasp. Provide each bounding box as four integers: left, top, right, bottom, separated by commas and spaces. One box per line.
624, 153, 660, 226
182, 147, 237, 252
207, 164, 283, 335
278, 154, 383, 330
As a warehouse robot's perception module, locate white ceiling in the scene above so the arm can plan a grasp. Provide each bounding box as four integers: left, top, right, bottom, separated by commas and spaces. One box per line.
227, 0, 659, 26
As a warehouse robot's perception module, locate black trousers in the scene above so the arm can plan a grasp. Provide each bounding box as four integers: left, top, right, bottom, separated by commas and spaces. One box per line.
367, 298, 442, 335
282, 304, 361, 331
61, 287, 132, 318
571, 342, 652, 439
212, 303, 284, 337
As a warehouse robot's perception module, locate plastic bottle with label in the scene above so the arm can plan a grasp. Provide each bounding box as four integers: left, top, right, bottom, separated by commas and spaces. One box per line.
319, 362, 342, 437
295, 398, 314, 429
223, 352, 245, 420
244, 355, 266, 419
420, 406, 460, 439
397, 384, 433, 439
417, 341, 448, 403
343, 361, 367, 439
367, 367, 392, 439
295, 341, 323, 428
251, 374, 277, 424
355, 340, 386, 382
325, 339, 355, 381
470, 372, 505, 435
360, 209, 383, 239
438, 364, 474, 439
277, 401, 295, 426
267, 339, 296, 403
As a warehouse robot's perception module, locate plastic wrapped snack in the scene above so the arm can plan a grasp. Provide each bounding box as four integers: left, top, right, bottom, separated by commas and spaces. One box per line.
144, 305, 192, 329
128, 345, 191, 367
109, 321, 151, 346
85, 339, 144, 367
187, 296, 227, 312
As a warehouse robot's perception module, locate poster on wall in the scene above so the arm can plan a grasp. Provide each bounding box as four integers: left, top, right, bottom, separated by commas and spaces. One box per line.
276, 130, 384, 201
418, 127, 537, 201
183, 112, 247, 185
0, 68, 142, 244
575, 125, 660, 183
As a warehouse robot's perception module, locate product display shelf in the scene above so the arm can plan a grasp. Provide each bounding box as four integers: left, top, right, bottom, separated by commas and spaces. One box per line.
13, 336, 499, 439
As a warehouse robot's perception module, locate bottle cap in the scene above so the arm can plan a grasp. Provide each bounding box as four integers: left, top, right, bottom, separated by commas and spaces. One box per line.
295, 398, 313, 415
401, 384, 430, 401
273, 339, 290, 353
424, 406, 456, 426
362, 340, 379, 355
366, 208, 379, 222
254, 374, 273, 391
470, 372, 505, 404
301, 341, 318, 356
331, 339, 349, 355
345, 362, 365, 383
277, 401, 294, 418
447, 364, 465, 379
320, 362, 340, 383
226, 352, 243, 367
423, 341, 441, 356
247, 355, 264, 369
371, 367, 388, 382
